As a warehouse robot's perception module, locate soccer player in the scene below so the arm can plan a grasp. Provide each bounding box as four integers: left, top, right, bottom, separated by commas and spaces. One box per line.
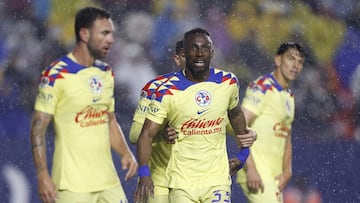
129, 39, 185, 203
236, 41, 305, 203
29, 7, 137, 203
135, 27, 251, 203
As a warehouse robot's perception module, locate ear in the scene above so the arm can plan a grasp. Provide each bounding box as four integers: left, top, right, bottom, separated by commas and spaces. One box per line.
210, 49, 214, 58
274, 55, 281, 66
173, 55, 181, 67
79, 28, 90, 43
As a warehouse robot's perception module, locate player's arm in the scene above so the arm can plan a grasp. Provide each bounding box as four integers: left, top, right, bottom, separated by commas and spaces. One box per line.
228, 104, 247, 135
135, 118, 161, 203
241, 107, 264, 193
228, 104, 258, 147
30, 110, 58, 203
129, 120, 144, 144
129, 97, 150, 144
276, 132, 292, 191
108, 112, 138, 180
228, 104, 252, 171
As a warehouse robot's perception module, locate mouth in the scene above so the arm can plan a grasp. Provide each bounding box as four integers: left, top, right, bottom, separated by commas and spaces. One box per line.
194, 60, 206, 67
102, 47, 111, 54
289, 70, 298, 77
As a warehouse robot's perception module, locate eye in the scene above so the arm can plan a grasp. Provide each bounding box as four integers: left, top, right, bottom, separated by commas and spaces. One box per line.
102, 30, 111, 36
203, 46, 211, 51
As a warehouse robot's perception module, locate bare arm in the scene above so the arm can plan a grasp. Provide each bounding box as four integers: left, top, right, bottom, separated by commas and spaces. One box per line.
227, 104, 252, 172
30, 110, 58, 203
30, 111, 52, 175
135, 118, 161, 203
241, 107, 264, 193
228, 104, 248, 135
108, 112, 138, 180
276, 132, 292, 191
137, 118, 161, 166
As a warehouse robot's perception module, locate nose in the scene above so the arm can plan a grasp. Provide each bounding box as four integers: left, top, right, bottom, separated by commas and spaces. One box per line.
295, 61, 303, 70
196, 48, 204, 57
108, 33, 115, 44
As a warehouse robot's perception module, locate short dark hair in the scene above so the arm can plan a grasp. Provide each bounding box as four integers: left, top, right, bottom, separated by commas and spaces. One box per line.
276, 41, 305, 58
184, 27, 210, 40
175, 39, 184, 55
75, 7, 111, 42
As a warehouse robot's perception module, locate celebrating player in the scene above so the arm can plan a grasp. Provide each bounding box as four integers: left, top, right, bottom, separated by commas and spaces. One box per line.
135, 27, 252, 203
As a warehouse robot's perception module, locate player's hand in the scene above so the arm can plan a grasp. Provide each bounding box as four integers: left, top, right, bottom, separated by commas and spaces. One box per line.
164, 126, 178, 144
246, 167, 264, 193
37, 171, 58, 203
236, 127, 257, 148
134, 176, 154, 203
275, 172, 291, 191
121, 153, 138, 181
229, 157, 241, 176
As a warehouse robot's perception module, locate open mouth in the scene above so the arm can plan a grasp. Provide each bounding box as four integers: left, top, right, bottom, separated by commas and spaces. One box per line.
194, 60, 205, 67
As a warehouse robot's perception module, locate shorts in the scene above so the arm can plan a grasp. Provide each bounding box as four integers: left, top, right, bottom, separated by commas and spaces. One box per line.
56, 185, 127, 203
169, 185, 231, 203
147, 185, 170, 203
239, 180, 283, 203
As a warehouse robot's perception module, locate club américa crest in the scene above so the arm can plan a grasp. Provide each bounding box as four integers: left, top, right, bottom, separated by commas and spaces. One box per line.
195, 90, 211, 107
89, 76, 103, 94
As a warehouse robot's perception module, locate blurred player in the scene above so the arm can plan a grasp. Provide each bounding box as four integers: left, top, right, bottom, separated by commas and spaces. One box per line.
135, 27, 252, 203
29, 7, 137, 203
129, 39, 185, 203
236, 41, 305, 203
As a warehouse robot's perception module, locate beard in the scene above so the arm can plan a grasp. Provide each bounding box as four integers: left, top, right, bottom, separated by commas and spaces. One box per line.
87, 41, 106, 60
186, 61, 209, 80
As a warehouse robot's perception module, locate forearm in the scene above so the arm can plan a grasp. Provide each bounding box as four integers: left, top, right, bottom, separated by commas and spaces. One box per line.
136, 119, 159, 166
244, 152, 257, 172
283, 134, 292, 179
228, 105, 248, 135
137, 132, 153, 166
108, 113, 132, 156
30, 111, 51, 175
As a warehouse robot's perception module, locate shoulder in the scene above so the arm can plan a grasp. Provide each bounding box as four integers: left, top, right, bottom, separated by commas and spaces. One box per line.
248, 74, 278, 94
210, 67, 239, 85
39, 55, 76, 87
140, 71, 178, 100
151, 71, 185, 102
93, 60, 113, 73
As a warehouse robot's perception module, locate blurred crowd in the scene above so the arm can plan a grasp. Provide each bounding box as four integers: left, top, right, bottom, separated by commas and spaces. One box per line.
1, 0, 360, 142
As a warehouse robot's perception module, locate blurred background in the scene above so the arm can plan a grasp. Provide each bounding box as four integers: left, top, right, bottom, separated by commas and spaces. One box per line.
0, 0, 360, 202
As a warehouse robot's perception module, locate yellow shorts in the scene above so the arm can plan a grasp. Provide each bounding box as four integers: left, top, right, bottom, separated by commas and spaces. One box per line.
239, 180, 283, 203
169, 185, 231, 203
147, 185, 169, 203
56, 185, 127, 203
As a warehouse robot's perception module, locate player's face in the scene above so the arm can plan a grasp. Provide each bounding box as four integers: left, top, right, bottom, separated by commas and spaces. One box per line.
87, 18, 115, 60
275, 48, 304, 84
184, 33, 213, 78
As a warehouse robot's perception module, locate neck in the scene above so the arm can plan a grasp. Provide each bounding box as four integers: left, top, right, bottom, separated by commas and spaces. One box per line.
72, 44, 95, 67
272, 70, 290, 89
184, 69, 209, 82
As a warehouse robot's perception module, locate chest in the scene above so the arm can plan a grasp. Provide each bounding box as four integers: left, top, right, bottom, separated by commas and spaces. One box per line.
59, 69, 113, 107
265, 90, 294, 121
166, 82, 234, 122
